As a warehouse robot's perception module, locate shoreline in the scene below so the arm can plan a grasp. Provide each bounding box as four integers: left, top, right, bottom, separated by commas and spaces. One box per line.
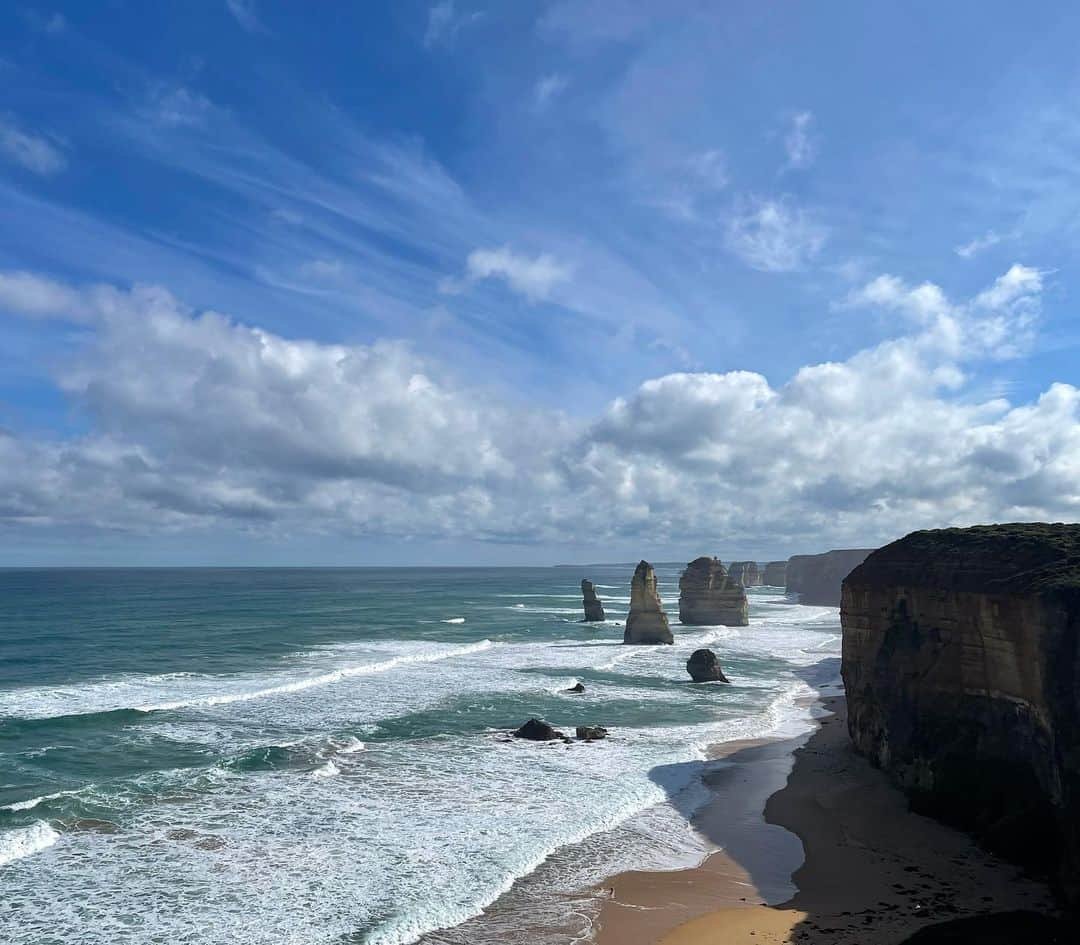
596, 696, 1059, 945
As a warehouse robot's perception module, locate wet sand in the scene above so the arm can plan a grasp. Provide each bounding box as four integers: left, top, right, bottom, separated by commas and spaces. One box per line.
596, 697, 1058, 945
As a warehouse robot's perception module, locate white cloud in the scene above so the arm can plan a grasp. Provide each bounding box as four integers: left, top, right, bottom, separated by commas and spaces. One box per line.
449, 247, 573, 301
782, 111, 816, 170
0, 271, 85, 319
423, 1, 481, 48
534, 74, 569, 109
955, 229, 1006, 259
725, 197, 827, 271
225, 0, 263, 32
2, 265, 1078, 552
298, 259, 346, 281
143, 85, 214, 127
0, 117, 66, 175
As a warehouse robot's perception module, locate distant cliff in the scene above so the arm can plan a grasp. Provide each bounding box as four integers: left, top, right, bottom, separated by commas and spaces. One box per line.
841, 524, 1080, 906
762, 560, 787, 587
787, 548, 872, 605
728, 561, 762, 586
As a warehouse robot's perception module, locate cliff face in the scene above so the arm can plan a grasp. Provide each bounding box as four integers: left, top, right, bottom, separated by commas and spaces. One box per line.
762, 560, 787, 587
787, 548, 872, 605
841, 524, 1080, 905
624, 560, 674, 644
678, 557, 748, 626
728, 561, 762, 586
581, 579, 605, 622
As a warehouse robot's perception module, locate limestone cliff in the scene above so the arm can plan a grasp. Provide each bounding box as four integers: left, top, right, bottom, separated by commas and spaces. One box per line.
678, 557, 748, 626
581, 579, 605, 622
787, 548, 872, 605
728, 561, 762, 586
624, 560, 673, 644
762, 560, 788, 587
841, 524, 1080, 906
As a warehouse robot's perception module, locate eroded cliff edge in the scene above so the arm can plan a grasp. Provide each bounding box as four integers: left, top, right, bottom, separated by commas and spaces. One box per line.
840, 524, 1080, 907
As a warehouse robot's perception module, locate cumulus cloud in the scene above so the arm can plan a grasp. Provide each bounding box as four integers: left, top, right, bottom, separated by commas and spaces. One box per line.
445, 247, 573, 301
725, 197, 827, 271
0, 117, 67, 175
782, 111, 816, 170
1, 265, 1077, 551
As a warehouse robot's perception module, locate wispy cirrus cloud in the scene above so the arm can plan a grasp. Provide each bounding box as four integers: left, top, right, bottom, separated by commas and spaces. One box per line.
225, 0, 264, 33
423, 1, 482, 49
954, 229, 1008, 259
0, 117, 67, 175
782, 110, 816, 170
725, 197, 827, 272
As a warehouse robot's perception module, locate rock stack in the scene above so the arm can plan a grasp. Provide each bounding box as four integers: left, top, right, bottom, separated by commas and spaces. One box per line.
728, 561, 762, 586
678, 557, 748, 626
623, 560, 673, 644
686, 648, 729, 683
762, 560, 787, 587
581, 579, 605, 622
841, 524, 1080, 906
787, 548, 873, 605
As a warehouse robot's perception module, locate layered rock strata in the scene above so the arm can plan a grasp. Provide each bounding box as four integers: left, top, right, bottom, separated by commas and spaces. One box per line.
787, 548, 873, 605
728, 560, 762, 586
581, 578, 605, 622
762, 560, 788, 587
623, 560, 674, 644
678, 556, 748, 626
841, 524, 1080, 906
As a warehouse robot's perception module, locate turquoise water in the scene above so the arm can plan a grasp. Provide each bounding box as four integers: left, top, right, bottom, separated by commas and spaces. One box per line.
0, 566, 840, 944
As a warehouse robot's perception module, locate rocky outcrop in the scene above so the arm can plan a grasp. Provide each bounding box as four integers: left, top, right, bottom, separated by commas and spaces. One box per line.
686, 648, 730, 683
728, 561, 762, 586
513, 718, 566, 741
576, 725, 608, 741
581, 579, 606, 622
624, 560, 674, 644
841, 524, 1080, 906
762, 560, 788, 587
678, 557, 748, 626
787, 548, 873, 605
566, 682, 585, 694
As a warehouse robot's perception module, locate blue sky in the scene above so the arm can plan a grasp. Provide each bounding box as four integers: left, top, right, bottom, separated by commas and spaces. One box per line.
1, 1, 1079, 565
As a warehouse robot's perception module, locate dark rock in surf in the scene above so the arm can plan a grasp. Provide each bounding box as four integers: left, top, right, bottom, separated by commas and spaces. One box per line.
566, 682, 586, 694
686, 648, 730, 683
513, 718, 565, 741
576, 725, 608, 741
581, 579, 606, 622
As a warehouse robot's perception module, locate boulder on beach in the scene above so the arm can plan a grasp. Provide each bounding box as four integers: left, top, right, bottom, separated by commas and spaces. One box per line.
686, 648, 730, 683
576, 725, 608, 741
581, 578, 606, 622
623, 560, 674, 644
566, 682, 585, 694
513, 718, 566, 741
678, 557, 748, 626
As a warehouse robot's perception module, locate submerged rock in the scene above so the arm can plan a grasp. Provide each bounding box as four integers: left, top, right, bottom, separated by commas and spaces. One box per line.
686, 648, 730, 683
576, 725, 608, 741
513, 718, 566, 741
762, 560, 788, 587
728, 561, 762, 586
678, 557, 748, 626
787, 548, 872, 605
623, 560, 674, 644
841, 524, 1080, 906
581, 578, 606, 622
566, 682, 585, 694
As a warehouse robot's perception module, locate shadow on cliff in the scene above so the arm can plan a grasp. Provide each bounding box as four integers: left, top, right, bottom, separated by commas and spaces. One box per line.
641, 655, 1075, 944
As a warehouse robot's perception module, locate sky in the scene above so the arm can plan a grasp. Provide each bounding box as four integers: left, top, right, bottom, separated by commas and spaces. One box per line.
1, 1, 1079, 566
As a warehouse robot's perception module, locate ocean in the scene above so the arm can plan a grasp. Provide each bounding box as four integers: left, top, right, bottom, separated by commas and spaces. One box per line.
0, 565, 840, 944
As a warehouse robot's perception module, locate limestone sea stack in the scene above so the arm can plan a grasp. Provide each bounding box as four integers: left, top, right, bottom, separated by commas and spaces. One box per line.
841, 524, 1080, 906
686, 648, 729, 683
786, 548, 873, 605
728, 561, 762, 586
678, 557, 748, 626
580, 579, 605, 622
762, 560, 787, 587
623, 560, 673, 644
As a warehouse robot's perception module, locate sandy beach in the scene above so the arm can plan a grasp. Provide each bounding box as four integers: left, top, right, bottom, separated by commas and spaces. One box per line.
596, 695, 1060, 945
